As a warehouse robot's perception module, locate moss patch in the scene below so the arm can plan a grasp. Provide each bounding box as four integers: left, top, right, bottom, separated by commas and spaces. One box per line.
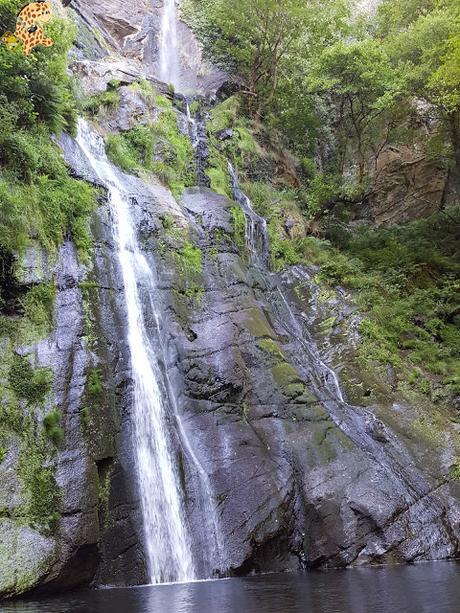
8, 356, 52, 406
106, 95, 195, 199
43, 409, 64, 447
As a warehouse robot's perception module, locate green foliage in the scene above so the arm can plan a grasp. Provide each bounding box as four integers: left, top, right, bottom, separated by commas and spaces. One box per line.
18, 434, 60, 535
307, 207, 460, 397
172, 242, 204, 301
8, 355, 52, 405
0, 5, 97, 260
187, 0, 460, 196
130, 78, 155, 95
230, 207, 246, 251
43, 409, 64, 447
184, 0, 349, 116
87, 368, 103, 397
175, 243, 203, 276
207, 163, 231, 197
21, 284, 56, 333
106, 98, 195, 198
83, 86, 120, 116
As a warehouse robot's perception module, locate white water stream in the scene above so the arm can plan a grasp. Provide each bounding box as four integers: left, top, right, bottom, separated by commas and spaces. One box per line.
75, 119, 195, 584
159, 0, 181, 89
228, 161, 269, 266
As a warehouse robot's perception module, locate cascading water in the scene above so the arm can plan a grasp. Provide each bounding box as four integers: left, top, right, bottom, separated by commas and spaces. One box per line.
228, 162, 269, 266
227, 161, 346, 404
75, 118, 195, 584
159, 0, 181, 89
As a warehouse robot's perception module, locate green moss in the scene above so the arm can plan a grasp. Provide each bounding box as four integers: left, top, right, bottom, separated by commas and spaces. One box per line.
43, 409, 64, 447
21, 284, 56, 334
451, 461, 460, 480
17, 433, 60, 535
271, 362, 301, 388
243, 309, 274, 338
87, 368, 104, 397
230, 207, 246, 251
97, 461, 113, 528
160, 213, 175, 230
318, 316, 336, 336
8, 356, 52, 405
258, 338, 285, 360
106, 106, 194, 199
174, 242, 203, 277
0, 447, 7, 463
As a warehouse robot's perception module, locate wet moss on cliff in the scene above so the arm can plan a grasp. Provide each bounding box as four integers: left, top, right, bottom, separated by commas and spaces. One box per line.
106, 94, 195, 199
83, 80, 121, 116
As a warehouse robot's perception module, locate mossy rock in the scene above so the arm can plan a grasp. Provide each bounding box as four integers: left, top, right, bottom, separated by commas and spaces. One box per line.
0, 519, 55, 597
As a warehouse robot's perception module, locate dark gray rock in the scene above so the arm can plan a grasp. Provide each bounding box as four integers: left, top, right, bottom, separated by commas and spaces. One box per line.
5, 136, 460, 597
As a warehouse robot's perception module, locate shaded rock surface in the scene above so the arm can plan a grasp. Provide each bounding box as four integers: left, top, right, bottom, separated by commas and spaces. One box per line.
366, 145, 449, 226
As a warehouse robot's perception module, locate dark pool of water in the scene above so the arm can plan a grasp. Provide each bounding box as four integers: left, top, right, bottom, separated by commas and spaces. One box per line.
2, 563, 460, 613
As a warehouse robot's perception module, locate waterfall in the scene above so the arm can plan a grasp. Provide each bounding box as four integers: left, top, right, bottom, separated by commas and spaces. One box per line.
228, 161, 269, 266
159, 0, 181, 89
75, 119, 195, 584
227, 160, 346, 404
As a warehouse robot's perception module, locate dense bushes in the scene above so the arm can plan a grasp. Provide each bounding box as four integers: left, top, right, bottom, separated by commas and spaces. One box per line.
0, 0, 94, 535
268, 207, 460, 398
0, 0, 96, 260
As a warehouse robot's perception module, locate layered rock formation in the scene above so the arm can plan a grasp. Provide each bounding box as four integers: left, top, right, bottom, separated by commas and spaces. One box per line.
1, 0, 459, 599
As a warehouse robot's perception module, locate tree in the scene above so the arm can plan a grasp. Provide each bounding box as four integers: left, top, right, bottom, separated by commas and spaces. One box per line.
307, 38, 402, 181
377, 0, 460, 173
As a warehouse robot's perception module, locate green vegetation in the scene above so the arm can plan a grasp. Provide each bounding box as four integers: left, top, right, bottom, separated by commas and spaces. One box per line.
263, 208, 459, 399
83, 80, 120, 116
21, 284, 56, 333
87, 368, 104, 397
183, 0, 460, 406
205, 95, 258, 191
18, 434, 60, 535
106, 95, 194, 198
8, 355, 52, 405
43, 409, 64, 447
230, 207, 246, 251
185, 0, 460, 199
80, 367, 105, 432
0, 2, 84, 538
0, 1, 97, 261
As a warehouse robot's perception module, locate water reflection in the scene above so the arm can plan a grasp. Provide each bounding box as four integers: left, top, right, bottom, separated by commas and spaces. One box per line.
4, 564, 460, 613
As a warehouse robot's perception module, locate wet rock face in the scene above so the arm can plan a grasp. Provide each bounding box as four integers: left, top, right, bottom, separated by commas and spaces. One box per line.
156, 188, 460, 574
4, 156, 459, 596
69, 0, 227, 95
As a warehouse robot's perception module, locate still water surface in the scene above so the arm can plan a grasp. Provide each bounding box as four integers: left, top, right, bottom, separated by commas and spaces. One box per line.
2, 564, 460, 613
